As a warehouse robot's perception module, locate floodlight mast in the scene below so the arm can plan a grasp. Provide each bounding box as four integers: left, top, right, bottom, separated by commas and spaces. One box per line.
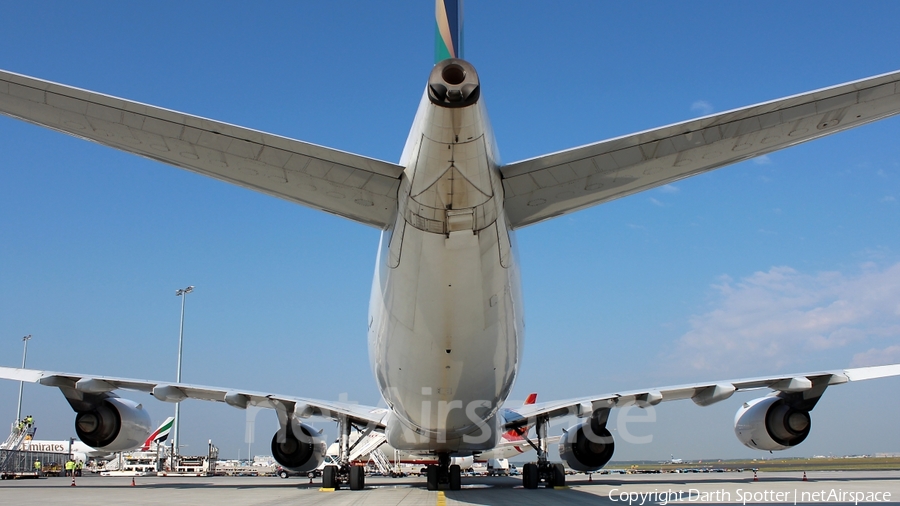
173, 286, 194, 456
15, 334, 32, 422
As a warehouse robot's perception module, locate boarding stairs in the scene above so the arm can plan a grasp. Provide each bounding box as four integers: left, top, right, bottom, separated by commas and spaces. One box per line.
0, 423, 31, 474
348, 431, 387, 462
0, 449, 31, 475
368, 448, 393, 475
1, 422, 29, 451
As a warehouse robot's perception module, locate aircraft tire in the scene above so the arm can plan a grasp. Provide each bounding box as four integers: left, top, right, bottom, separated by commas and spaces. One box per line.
349, 466, 365, 490
449, 464, 461, 490
523, 463, 538, 489
322, 466, 338, 489
426, 465, 439, 491
550, 463, 565, 487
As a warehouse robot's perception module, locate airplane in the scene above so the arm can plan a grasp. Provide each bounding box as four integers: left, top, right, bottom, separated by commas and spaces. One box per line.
18, 439, 104, 462
19, 416, 174, 462
329, 393, 548, 469
2, 0, 900, 492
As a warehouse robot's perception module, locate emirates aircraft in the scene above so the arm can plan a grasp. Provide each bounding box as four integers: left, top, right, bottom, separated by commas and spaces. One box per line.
18, 416, 173, 462
3, 0, 900, 491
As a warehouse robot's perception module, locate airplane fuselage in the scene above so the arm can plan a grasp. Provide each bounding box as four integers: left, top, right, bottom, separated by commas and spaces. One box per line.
20, 439, 106, 460
368, 77, 524, 453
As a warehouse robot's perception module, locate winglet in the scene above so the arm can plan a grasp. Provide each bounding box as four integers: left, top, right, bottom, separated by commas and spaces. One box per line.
524, 393, 537, 405
435, 0, 463, 62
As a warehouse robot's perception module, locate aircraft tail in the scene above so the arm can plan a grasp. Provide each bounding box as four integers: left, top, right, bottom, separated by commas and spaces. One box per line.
435, 0, 463, 62
503, 393, 538, 441
140, 416, 174, 451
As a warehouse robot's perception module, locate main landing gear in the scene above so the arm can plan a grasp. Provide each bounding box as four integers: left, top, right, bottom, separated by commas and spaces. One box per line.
520, 415, 566, 489
321, 415, 366, 490
425, 453, 462, 491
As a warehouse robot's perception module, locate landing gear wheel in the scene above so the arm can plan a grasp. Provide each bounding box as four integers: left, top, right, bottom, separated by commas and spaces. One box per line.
322, 466, 338, 489
449, 464, 461, 491
426, 465, 439, 491
522, 463, 538, 489
549, 463, 566, 487
278, 469, 289, 479
349, 466, 365, 490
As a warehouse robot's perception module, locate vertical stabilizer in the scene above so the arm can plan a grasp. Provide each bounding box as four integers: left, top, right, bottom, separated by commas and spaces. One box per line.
141, 416, 175, 451
435, 0, 463, 62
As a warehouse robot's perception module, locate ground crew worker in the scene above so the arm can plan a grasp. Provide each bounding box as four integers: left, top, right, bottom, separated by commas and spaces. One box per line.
25, 415, 33, 427
75, 460, 83, 477
34, 460, 41, 476
16, 420, 24, 431
65, 459, 75, 477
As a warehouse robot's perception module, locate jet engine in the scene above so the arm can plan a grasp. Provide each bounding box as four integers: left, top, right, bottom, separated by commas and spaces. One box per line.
74, 397, 153, 452
734, 396, 811, 451
558, 422, 615, 472
271, 422, 327, 473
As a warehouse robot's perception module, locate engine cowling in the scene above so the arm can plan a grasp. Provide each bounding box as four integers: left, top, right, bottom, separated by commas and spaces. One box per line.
271, 422, 326, 473
450, 456, 474, 468
734, 396, 811, 451
75, 397, 153, 452
558, 422, 615, 472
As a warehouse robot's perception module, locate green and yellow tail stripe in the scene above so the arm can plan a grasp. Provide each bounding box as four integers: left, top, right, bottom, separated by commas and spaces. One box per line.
140, 416, 174, 450
435, 0, 462, 63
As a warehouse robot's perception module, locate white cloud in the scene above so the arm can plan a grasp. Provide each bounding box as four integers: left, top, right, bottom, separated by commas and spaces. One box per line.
649, 197, 665, 207
852, 345, 900, 366
880, 196, 896, 202
659, 184, 680, 194
753, 155, 772, 165
691, 100, 713, 115
672, 263, 900, 374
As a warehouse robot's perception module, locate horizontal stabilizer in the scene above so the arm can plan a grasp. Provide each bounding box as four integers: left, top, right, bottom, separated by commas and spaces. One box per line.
0, 69, 404, 228
502, 70, 900, 228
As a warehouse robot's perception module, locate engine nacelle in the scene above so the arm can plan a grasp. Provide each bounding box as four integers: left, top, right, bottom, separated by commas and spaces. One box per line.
450, 456, 474, 468
558, 422, 615, 472
74, 397, 153, 452
271, 422, 326, 473
734, 396, 811, 451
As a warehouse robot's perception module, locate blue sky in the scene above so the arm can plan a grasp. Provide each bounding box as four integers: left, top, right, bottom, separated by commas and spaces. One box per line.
2, 1, 900, 461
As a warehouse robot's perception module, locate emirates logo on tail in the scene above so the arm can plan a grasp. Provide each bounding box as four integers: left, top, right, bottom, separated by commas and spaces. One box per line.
140, 417, 174, 451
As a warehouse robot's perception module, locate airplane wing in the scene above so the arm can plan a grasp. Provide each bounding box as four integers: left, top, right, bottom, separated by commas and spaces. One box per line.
501, 70, 900, 228
0, 69, 404, 228
0, 366, 388, 429
502, 363, 900, 430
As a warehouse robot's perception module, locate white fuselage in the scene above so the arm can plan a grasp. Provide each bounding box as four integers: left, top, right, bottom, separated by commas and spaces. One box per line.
368, 92, 524, 454
20, 439, 107, 461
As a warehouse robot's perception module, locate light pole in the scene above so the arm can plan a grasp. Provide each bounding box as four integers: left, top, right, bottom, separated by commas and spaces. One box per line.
173, 286, 194, 457
15, 335, 32, 422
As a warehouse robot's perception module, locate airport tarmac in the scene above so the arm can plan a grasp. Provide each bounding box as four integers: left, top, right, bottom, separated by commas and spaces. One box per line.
1, 471, 899, 505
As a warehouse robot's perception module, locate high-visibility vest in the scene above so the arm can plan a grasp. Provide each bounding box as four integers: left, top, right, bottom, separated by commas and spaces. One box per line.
65, 461, 75, 470
34, 461, 41, 470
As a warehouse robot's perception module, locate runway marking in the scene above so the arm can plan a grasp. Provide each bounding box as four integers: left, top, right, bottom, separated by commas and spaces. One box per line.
436, 491, 446, 506
318, 487, 335, 492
